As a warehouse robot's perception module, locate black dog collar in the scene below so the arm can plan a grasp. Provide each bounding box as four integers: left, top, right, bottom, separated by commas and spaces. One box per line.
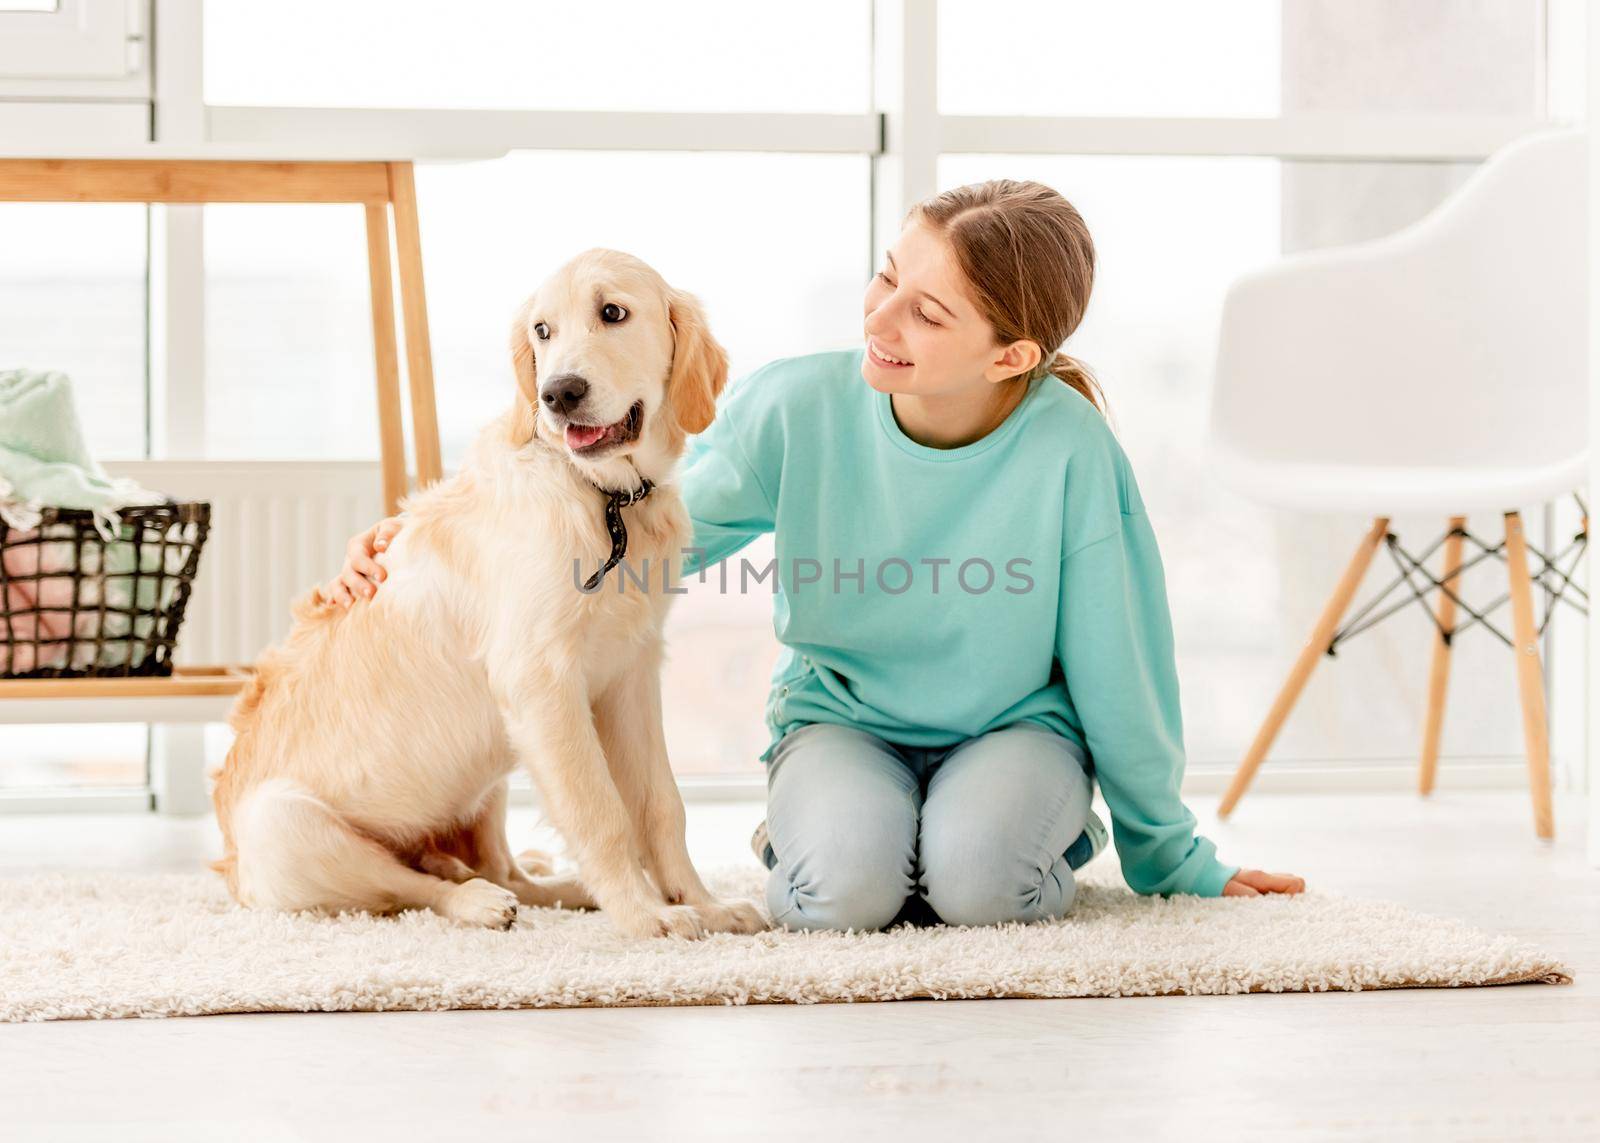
582, 477, 655, 591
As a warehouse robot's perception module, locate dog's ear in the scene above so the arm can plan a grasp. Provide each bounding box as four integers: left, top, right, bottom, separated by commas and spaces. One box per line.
666, 288, 729, 435
506, 298, 543, 447
509, 297, 539, 407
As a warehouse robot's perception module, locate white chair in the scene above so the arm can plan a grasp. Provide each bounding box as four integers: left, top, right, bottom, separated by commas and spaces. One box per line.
1203, 127, 1588, 840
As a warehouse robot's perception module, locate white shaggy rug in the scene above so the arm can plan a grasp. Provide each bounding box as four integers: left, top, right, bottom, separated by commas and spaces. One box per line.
0, 862, 1570, 1022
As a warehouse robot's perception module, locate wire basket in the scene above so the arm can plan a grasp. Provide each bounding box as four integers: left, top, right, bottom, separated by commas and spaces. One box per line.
0, 502, 211, 679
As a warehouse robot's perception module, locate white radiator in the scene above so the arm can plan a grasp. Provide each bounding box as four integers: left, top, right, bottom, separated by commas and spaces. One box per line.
102, 461, 387, 666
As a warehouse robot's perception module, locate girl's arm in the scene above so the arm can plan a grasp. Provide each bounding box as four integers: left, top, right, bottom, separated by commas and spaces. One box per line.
1056, 511, 1238, 897
1056, 462, 1301, 898
677, 366, 781, 578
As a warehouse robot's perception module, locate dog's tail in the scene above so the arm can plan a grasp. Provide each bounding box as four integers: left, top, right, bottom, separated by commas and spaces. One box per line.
208, 737, 248, 902
209, 854, 240, 899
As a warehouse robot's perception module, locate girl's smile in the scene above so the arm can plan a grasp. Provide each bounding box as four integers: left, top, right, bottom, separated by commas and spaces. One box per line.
866, 339, 913, 370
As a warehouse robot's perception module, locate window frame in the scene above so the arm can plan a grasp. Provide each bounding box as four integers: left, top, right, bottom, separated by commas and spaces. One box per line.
0, 0, 146, 96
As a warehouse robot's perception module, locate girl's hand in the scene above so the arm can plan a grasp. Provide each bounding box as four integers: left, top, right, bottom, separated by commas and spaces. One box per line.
320, 515, 405, 608
1223, 869, 1306, 897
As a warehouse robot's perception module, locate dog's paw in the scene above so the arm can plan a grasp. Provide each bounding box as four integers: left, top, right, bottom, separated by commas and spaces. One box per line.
613, 902, 708, 941
419, 852, 477, 883
438, 878, 519, 930
515, 847, 557, 877
512, 873, 598, 911
690, 896, 770, 935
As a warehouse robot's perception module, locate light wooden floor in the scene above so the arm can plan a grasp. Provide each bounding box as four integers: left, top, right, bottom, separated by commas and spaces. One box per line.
0, 787, 1596, 1142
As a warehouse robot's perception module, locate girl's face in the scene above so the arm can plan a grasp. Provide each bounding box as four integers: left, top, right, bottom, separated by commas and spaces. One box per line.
861, 219, 1039, 398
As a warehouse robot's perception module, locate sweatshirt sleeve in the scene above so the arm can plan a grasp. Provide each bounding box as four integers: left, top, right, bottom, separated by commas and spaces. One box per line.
1055, 461, 1239, 898
676, 369, 780, 578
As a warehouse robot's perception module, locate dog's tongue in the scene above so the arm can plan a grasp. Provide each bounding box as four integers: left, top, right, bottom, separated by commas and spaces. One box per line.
566, 423, 607, 450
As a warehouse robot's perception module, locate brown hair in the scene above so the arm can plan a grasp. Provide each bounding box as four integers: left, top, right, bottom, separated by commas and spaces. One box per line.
908, 179, 1108, 419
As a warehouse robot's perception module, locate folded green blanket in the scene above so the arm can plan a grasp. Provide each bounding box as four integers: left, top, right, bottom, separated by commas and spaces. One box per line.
0, 368, 167, 534
1, 369, 177, 672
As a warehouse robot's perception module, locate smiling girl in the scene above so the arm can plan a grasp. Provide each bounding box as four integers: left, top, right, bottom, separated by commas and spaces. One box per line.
328, 179, 1304, 932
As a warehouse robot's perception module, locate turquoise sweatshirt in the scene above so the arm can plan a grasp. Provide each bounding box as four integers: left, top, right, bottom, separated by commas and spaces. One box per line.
676, 347, 1238, 898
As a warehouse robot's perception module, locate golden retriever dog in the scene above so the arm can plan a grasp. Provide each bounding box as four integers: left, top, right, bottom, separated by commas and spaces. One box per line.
211, 249, 768, 939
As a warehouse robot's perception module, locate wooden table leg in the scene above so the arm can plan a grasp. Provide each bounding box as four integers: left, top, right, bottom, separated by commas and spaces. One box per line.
364, 201, 407, 516
387, 161, 443, 489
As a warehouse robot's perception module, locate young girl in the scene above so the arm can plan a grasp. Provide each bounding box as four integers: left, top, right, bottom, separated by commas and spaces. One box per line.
327, 179, 1305, 933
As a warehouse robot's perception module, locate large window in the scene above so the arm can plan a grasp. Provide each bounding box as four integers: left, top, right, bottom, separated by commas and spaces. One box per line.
202, 1, 871, 114
0, 204, 147, 457
0, 0, 1585, 800
939, 1, 1281, 118
939, 1, 1540, 118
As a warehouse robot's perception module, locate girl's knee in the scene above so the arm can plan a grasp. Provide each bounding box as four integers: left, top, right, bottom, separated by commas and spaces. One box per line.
922, 854, 1078, 927
766, 858, 912, 933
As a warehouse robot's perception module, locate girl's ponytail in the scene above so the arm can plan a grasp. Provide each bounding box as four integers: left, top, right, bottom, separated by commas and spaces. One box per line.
1043, 351, 1107, 418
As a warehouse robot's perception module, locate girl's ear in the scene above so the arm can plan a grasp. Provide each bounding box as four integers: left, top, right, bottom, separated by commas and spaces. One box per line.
509, 296, 538, 407
666, 288, 729, 435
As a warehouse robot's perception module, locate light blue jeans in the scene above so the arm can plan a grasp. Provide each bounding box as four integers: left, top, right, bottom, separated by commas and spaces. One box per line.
762, 720, 1095, 932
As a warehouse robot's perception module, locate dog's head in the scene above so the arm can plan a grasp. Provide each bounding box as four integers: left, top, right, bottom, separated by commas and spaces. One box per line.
509, 249, 728, 489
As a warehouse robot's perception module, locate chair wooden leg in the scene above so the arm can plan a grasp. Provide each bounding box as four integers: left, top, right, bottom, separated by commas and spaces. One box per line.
1502, 511, 1555, 840
1219, 516, 1391, 818
1419, 516, 1467, 796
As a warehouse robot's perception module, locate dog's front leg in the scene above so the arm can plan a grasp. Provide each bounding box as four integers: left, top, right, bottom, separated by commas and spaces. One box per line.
468, 780, 597, 911
595, 650, 769, 935
490, 658, 708, 940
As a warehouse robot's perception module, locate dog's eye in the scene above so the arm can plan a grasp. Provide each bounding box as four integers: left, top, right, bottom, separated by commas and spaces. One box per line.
600, 303, 628, 324
533, 322, 550, 341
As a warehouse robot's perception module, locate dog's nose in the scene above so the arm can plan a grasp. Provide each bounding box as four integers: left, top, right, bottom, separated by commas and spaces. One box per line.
539, 373, 589, 416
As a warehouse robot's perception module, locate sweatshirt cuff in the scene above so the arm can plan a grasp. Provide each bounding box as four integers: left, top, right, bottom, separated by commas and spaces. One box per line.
1188, 856, 1240, 898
